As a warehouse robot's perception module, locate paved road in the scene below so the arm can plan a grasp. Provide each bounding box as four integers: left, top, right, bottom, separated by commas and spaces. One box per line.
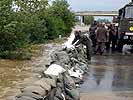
80, 55, 133, 100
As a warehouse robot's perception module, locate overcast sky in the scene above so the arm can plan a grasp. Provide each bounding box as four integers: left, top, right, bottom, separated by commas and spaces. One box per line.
67, 0, 131, 11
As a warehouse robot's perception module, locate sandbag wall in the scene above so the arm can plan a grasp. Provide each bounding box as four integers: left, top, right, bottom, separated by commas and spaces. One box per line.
15, 44, 89, 100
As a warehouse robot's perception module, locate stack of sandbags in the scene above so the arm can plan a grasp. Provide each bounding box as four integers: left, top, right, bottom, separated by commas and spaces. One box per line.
42, 46, 89, 100
15, 76, 57, 100
15, 32, 90, 100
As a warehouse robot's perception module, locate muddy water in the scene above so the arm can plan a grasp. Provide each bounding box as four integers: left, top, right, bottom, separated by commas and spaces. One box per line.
0, 60, 30, 99
0, 43, 60, 100
80, 55, 133, 100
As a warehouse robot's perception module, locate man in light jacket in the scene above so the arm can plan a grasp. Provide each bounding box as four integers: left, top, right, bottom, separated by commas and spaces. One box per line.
95, 24, 108, 55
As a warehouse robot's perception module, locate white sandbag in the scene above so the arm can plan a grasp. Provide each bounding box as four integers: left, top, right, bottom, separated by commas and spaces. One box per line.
44, 64, 66, 76
122, 44, 132, 55
68, 67, 83, 79
63, 44, 75, 50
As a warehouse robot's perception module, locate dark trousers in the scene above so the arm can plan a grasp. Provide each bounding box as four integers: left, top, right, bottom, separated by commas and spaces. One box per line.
106, 42, 111, 52
95, 42, 105, 55
112, 35, 117, 52
106, 36, 117, 52
117, 39, 124, 52
86, 44, 91, 60
112, 38, 117, 52
90, 35, 96, 47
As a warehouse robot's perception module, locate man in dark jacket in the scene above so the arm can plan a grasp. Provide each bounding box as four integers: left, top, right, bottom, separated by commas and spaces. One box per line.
89, 24, 97, 49
72, 31, 92, 60
106, 24, 117, 53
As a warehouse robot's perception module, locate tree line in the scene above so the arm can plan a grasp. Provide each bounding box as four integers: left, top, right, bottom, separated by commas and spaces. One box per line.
0, 0, 75, 59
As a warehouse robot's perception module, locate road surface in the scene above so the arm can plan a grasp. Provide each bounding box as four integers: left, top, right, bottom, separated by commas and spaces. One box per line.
80, 55, 133, 100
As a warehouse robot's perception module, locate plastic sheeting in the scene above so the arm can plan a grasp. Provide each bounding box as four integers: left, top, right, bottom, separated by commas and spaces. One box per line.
68, 67, 83, 79
62, 32, 75, 50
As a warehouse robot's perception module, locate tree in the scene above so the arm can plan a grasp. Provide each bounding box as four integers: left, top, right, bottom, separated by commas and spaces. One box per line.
97, 18, 110, 23
0, 0, 76, 59
14, 0, 48, 43
47, 0, 76, 37
0, 0, 29, 51
84, 16, 94, 25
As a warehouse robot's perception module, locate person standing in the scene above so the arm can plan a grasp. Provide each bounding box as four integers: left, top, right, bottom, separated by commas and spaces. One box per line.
105, 24, 112, 53
95, 24, 108, 55
111, 25, 118, 52
89, 22, 97, 52
106, 24, 118, 53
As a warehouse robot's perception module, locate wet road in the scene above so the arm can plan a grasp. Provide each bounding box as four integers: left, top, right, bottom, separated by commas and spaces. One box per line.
80, 55, 133, 100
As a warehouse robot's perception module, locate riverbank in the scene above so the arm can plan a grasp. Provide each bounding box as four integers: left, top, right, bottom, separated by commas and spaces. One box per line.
0, 38, 65, 100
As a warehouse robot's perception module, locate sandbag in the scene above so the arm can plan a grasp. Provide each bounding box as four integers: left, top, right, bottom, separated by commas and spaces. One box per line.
53, 97, 61, 100
16, 92, 43, 100
64, 74, 76, 89
44, 64, 66, 76
68, 67, 83, 79
71, 77, 83, 84
55, 87, 65, 100
65, 88, 79, 100
44, 88, 56, 100
51, 51, 70, 66
44, 78, 57, 88
15, 96, 36, 100
33, 78, 51, 91
21, 85, 46, 96
45, 87, 66, 100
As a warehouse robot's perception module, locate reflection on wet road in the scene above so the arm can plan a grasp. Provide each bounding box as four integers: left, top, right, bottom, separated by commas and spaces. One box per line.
81, 65, 114, 92
80, 55, 133, 92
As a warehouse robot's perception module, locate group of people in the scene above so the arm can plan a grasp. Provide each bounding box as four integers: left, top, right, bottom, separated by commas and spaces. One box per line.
89, 21, 119, 55
72, 21, 133, 61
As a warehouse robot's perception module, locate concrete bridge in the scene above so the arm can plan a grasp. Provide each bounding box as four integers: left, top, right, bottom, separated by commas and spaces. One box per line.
75, 11, 118, 25
75, 11, 118, 16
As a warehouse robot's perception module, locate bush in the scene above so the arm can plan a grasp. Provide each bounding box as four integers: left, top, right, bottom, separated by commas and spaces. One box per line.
0, 0, 75, 59
48, 0, 76, 36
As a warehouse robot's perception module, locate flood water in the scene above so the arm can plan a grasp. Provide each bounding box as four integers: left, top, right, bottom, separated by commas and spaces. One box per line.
80, 55, 133, 100
0, 43, 60, 100
0, 59, 32, 99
